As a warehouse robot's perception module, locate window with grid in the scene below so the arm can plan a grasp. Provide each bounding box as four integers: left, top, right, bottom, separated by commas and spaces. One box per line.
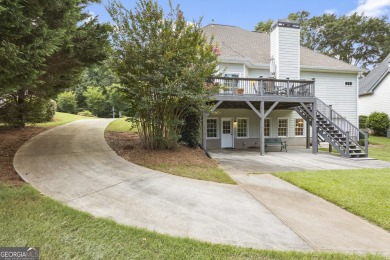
295, 118, 304, 136
207, 119, 217, 138
237, 118, 248, 138
264, 118, 270, 137
278, 118, 288, 137
222, 120, 231, 134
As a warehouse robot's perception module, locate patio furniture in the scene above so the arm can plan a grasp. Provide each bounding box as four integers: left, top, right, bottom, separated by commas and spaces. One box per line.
265, 138, 287, 152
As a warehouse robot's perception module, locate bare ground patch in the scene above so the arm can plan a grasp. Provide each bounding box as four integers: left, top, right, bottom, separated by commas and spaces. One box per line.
0, 126, 49, 185
105, 132, 235, 184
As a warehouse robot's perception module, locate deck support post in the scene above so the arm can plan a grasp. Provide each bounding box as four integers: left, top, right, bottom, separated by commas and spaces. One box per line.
329, 105, 333, 153
312, 99, 318, 154
260, 101, 265, 156
306, 120, 310, 149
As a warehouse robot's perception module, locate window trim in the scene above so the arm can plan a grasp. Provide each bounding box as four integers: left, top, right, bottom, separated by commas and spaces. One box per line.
295, 118, 305, 137
236, 117, 249, 139
206, 117, 219, 139
277, 118, 288, 137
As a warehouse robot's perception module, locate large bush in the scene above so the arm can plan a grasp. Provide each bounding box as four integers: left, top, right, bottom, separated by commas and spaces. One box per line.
359, 115, 368, 129
57, 92, 77, 114
83, 86, 106, 117
0, 98, 56, 126
366, 112, 390, 136
181, 111, 200, 148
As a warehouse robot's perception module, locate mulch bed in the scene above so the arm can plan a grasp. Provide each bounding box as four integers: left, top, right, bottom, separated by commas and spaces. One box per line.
0, 126, 48, 185
105, 132, 217, 168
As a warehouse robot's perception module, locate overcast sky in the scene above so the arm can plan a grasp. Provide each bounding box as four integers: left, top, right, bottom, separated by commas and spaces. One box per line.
87, 0, 390, 30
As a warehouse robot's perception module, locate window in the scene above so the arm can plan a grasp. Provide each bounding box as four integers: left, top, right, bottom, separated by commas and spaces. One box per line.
278, 118, 288, 137
295, 118, 304, 136
345, 81, 353, 86
264, 118, 270, 137
207, 118, 218, 138
237, 118, 248, 138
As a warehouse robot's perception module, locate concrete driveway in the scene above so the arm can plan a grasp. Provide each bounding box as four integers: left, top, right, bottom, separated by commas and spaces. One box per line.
14, 119, 390, 255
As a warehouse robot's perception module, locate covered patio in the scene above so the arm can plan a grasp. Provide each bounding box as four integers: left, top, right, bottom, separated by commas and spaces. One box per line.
209, 147, 390, 174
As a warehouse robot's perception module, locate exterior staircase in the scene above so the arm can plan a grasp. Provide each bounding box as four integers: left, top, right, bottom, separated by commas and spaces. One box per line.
295, 98, 368, 158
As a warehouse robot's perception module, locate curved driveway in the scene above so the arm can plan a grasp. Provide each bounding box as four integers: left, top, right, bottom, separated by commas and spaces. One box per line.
14, 119, 390, 254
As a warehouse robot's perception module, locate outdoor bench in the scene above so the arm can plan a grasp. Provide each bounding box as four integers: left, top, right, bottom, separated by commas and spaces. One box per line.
265, 138, 287, 152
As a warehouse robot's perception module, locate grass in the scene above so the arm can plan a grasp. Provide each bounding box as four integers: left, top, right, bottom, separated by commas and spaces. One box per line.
0, 184, 382, 260
105, 117, 135, 132
33, 112, 95, 127
148, 164, 236, 184
274, 168, 390, 232
368, 136, 390, 162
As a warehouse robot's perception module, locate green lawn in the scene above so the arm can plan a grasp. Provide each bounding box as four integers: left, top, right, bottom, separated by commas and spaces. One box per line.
274, 168, 390, 232
368, 136, 390, 162
148, 164, 236, 184
0, 184, 381, 260
105, 117, 135, 132
33, 112, 95, 127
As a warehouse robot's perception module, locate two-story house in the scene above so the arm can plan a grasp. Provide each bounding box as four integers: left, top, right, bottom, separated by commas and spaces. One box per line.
201, 20, 367, 158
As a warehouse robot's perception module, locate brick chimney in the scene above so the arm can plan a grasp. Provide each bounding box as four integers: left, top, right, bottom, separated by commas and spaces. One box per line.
270, 19, 300, 80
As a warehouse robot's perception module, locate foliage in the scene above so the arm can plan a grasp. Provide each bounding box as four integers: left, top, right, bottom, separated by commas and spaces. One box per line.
359, 115, 368, 129
279, 11, 390, 68
34, 112, 94, 127
0, 0, 110, 127
83, 87, 107, 117
254, 19, 274, 33
74, 63, 119, 110
275, 168, 390, 232
0, 97, 55, 126
77, 110, 94, 117
107, 0, 219, 149
57, 91, 78, 114
366, 112, 390, 136
180, 110, 200, 148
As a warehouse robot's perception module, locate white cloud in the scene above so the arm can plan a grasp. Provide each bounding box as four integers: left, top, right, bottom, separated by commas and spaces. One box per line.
349, 0, 390, 17
324, 9, 337, 15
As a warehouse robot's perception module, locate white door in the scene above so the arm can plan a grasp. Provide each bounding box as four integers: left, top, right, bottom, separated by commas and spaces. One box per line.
221, 118, 233, 148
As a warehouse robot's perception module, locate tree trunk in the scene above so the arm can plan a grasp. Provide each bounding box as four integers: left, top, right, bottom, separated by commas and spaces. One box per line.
15, 89, 26, 128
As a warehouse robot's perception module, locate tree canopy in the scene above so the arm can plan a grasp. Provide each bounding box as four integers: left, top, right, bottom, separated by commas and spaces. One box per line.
254, 11, 390, 68
0, 0, 110, 126
107, 0, 219, 149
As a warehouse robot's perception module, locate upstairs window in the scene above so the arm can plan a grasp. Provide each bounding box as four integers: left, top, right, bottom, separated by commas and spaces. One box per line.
345, 81, 353, 86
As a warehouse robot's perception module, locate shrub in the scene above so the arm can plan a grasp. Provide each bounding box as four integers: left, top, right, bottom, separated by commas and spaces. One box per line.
57, 91, 77, 114
83, 86, 106, 117
366, 112, 390, 136
0, 97, 55, 125
77, 110, 94, 117
359, 115, 368, 129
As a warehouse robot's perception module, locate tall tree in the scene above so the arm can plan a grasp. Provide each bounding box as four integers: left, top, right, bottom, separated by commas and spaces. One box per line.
107, 0, 219, 149
0, 0, 110, 126
287, 11, 390, 68
254, 19, 274, 33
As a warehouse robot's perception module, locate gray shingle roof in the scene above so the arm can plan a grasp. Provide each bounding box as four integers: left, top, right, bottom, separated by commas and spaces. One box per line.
359, 53, 390, 95
202, 24, 360, 71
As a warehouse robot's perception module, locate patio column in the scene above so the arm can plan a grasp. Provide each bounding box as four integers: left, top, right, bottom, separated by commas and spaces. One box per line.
306, 120, 310, 149
260, 101, 265, 156
202, 112, 208, 150
312, 99, 318, 154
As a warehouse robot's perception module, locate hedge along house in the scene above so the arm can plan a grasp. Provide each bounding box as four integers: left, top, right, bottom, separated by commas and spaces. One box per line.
201, 20, 368, 158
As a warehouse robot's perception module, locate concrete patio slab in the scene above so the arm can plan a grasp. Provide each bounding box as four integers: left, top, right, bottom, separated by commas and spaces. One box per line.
14, 120, 390, 255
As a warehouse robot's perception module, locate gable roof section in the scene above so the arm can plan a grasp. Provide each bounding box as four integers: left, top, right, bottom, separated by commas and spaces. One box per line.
359, 53, 390, 96
202, 24, 361, 72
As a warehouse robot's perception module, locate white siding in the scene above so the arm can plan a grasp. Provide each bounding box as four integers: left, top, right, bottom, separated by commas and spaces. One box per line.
219, 63, 244, 76
271, 26, 300, 80
248, 68, 270, 78
301, 71, 358, 125
359, 74, 390, 116
209, 109, 306, 144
